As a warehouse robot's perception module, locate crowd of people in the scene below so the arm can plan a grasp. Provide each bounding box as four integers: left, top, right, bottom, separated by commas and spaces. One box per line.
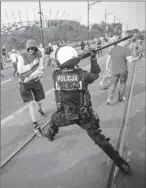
1, 33, 144, 78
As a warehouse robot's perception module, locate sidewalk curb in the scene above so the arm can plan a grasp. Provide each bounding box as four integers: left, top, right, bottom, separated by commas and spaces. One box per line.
105, 61, 139, 188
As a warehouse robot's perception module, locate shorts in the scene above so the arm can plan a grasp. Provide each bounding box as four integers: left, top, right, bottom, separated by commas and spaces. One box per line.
20, 80, 45, 103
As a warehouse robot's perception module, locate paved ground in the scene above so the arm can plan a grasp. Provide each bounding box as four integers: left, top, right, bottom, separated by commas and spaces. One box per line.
1, 44, 145, 188
1, 59, 137, 188
112, 58, 145, 188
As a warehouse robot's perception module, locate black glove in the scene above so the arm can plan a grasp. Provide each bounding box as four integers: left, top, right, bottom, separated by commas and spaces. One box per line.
138, 52, 143, 59
79, 51, 91, 59
90, 48, 97, 60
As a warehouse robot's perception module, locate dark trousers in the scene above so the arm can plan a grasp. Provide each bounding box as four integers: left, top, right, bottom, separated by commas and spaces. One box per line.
47, 109, 125, 166
50, 109, 99, 133
108, 71, 128, 100
13, 62, 18, 77
81, 46, 85, 50
1, 63, 3, 70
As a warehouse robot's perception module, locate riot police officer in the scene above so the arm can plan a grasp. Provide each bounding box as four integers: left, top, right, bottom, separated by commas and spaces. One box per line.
45, 46, 130, 174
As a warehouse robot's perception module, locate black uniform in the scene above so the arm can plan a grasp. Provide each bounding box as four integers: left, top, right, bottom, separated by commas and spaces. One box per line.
45, 51, 130, 174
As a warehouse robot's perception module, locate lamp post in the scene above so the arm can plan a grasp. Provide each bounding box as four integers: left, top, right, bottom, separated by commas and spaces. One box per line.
105, 9, 114, 25
87, 0, 101, 41
105, 9, 114, 35
38, 1, 44, 47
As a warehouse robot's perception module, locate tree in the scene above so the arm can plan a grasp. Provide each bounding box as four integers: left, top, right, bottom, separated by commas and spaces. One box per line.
1, 20, 122, 51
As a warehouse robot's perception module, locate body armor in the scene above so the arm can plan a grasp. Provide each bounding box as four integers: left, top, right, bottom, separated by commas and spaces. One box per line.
53, 68, 92, 120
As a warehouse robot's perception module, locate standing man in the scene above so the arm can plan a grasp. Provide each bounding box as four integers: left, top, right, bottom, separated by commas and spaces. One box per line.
10, 49, 19, 78
17, 39, 45, 136
44, 44, 54, 67
80, 41, 85, 51
106, 38, 143, 105
97, 38, 102, 56
2, 46, 7, 65
1, 56, 4, 78
38, 43, 45, 58
45, 46, 131, 174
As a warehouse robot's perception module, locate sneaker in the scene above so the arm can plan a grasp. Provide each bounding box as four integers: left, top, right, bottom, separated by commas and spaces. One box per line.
118, 96, 126, 102
33, 123, 44, 137
107, 98, 112, 106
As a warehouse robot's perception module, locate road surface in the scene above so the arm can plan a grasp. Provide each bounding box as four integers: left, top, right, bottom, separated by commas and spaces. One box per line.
1, 46, 145, 188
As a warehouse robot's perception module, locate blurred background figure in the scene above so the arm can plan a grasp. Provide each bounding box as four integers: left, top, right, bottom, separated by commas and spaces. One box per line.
1, 56, 4, 78
10, 49, 19, 78
96, 38, 102, 56
2, 46, 7, 65
1, 56, 4, 70
44, 43, 54, 67
38, 44, 45, 57
80, 40, 85, 51
137, 34, 144, 51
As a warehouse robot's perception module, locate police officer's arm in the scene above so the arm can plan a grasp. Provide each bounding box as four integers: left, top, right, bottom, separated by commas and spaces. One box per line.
85, 52, 101, 84
17, 55, 39, 74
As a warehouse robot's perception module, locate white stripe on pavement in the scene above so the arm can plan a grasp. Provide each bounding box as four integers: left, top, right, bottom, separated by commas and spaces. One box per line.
1, 79, 12, 85
1, 55, 107, 126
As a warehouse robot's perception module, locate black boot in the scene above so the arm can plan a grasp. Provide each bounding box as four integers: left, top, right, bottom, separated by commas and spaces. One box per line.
89, 130, 131, 174
45, 124, 59, 141
45, 128, 55, 141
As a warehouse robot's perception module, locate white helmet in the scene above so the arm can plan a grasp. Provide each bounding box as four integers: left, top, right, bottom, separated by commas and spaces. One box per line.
55, 46, 79, 68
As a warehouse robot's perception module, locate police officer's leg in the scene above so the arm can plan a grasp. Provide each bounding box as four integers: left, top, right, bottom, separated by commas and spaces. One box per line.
79, 112, 130, 174
45, 110, 75, 141
45, 112, 60, 141
88, 127, 130, 174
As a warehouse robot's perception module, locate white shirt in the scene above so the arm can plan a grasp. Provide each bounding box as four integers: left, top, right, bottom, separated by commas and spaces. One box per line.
17, 55, 44, 82
39, 47, 45, 57
10, 53, 18, 63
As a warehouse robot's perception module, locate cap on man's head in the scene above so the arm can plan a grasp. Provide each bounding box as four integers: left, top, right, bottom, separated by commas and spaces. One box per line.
26, 39, 38, 52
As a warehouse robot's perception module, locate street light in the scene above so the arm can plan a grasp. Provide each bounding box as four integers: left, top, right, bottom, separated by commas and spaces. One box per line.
105, 9, 114, 25
87, 0, 101, 41
104, 9, 114, 35
38, 1, 44, 47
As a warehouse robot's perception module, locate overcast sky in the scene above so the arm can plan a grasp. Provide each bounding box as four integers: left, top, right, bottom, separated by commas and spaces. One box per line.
1, 1, 145, 30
